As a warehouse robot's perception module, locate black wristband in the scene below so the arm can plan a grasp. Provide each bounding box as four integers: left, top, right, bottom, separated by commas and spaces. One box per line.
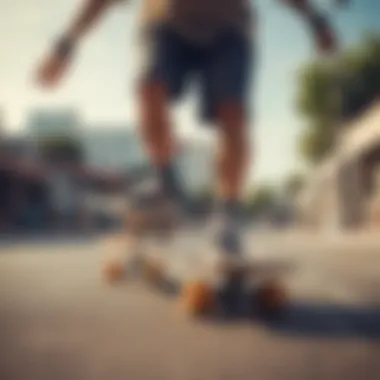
55, 36, 75, 59
309, 12, 329, 33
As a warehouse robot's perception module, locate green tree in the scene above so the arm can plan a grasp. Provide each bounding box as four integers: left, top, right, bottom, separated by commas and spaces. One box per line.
245, 185, 277, 215
196, 186, 213, 203
299, 121, 335, 165
37, 135, 83, 164
297, 34, 380, 164
283, 173, 305, 199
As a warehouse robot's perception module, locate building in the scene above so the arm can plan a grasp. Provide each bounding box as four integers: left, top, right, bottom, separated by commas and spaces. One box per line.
23, 107, 214, 193
26, 108, 81, 141
0, 130, 48, 231
81, 125, 147, 172
176, 137, 214, 195
1, 135, 38, 161
14, 110, 214, 224
82, 125, 214, 194
297, 101, 380, 231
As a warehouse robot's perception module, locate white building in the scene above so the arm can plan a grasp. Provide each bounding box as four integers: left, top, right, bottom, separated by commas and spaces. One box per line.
82, 125, 214, 194
177, 137, 214, 195
297, 101, 380, 230
24, 107, 214, 196
81, 125, 147, 172
26, 108, 81, 141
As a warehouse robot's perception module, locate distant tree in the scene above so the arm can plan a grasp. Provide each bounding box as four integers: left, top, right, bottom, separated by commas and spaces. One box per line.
37, 135, 83, 164
196, 186, 213, 202
245, 185, 278, 216
296, 34, 380, 164
283, 173, 305, 199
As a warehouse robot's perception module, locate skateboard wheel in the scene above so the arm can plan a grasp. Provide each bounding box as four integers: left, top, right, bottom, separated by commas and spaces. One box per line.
181, 280, 215, 316
256, 280, 287, 315
102, 260, 125, 283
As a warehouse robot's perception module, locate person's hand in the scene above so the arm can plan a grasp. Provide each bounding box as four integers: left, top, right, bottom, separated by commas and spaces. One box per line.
36, 53, 71, 89
315, 26, 337, 55
35, 37, 75, 89
308, 12, 337, 56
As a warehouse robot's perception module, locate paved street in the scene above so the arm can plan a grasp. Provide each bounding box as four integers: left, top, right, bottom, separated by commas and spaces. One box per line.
1, 231, 380, 380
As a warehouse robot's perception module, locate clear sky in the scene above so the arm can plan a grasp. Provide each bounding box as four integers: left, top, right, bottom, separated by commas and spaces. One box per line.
0, 0, 379, 183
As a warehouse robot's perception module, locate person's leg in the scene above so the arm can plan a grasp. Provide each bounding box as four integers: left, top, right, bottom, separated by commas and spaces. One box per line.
202, 31, 253, 254
139, 81, 172, 167
139, 81, 181, 200
216, 103, 249, 205
138, 25, 193, 204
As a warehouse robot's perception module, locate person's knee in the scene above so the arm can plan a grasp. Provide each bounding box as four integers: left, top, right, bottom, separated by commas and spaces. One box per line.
138, 79, 169, 129
139, 79, 167, 103
217, 102, 248, 143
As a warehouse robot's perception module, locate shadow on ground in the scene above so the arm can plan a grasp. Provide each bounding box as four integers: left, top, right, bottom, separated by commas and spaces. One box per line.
126, 260, 380, 341
190, 300, 380, 341
261, 301, 380, 340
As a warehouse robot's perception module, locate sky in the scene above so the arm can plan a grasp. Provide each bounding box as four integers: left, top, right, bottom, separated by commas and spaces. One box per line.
0, 0, 379, 184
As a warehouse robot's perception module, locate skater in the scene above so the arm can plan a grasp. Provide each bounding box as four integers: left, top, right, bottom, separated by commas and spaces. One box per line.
36, 0, 336, 257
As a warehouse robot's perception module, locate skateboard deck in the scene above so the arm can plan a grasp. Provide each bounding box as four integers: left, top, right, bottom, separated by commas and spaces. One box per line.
101, 230, 293, 320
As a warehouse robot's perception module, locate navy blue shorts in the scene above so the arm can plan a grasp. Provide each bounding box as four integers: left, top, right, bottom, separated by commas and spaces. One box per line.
144, 24, 254, 123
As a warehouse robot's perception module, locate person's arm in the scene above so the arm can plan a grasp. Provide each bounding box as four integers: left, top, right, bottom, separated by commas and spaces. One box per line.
56, 0, 121, 56
36, 0, 126, 88
279, 0, 337, 54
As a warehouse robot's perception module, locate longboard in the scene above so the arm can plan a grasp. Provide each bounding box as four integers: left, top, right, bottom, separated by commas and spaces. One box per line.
101, 229, 293, 320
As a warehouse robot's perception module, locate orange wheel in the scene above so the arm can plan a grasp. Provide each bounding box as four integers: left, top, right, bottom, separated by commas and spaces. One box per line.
102, 260, 125, 283
181, 280, 215, 316
256, 280, 287, 314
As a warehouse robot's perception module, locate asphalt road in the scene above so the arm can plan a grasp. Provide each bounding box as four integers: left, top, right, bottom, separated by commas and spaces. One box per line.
1, 231, 380, 380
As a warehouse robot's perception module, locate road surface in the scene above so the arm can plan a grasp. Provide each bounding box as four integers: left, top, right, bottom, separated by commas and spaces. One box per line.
1, 231, 380, 380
